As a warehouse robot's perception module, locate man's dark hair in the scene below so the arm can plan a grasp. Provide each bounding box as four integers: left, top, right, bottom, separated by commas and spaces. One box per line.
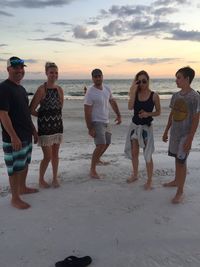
176, 66, 195, 84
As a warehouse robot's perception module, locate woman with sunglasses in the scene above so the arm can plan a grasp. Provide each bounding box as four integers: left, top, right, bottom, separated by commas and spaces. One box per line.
30, 62, 64, 188
125, 70, 161, 190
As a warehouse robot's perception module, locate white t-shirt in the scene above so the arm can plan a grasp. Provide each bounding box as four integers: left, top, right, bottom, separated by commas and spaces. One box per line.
84, 84, 113, 123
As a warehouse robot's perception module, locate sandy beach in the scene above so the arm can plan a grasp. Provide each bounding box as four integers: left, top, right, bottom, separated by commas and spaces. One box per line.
1, 98, 200, 267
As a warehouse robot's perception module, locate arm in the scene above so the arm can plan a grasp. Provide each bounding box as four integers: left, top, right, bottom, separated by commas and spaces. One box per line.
184, 112, 200, 152
139, 93, 161, 118
84, 104, 95, 137
109, 98, 121, 124
29, 86, 45, 117
58, 86, 64, 108
31, 121, 38, 144
162, 110, 173, 142
0, 111, 22, 150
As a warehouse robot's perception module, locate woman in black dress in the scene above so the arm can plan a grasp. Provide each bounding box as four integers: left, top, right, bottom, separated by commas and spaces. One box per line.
30, 62, 64, 188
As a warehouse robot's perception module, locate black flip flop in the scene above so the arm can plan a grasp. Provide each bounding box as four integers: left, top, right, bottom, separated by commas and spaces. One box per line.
55, 255, 92, 267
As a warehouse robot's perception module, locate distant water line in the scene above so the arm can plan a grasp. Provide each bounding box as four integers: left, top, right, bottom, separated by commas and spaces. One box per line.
1, 79, 200, 100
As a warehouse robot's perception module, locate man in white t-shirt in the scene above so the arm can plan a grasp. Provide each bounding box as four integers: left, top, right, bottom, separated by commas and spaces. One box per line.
84, 69, 121, 179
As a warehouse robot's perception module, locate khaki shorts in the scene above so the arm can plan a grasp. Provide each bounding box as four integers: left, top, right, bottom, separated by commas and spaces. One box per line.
92, 122, 112, 145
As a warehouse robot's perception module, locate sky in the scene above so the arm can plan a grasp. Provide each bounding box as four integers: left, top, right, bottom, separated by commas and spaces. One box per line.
0, 0, 200, 79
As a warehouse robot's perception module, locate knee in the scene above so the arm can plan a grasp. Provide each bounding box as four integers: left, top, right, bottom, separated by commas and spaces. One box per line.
101, 144, 107, 151
96, 144, 107, 153
43, 155, 51, 163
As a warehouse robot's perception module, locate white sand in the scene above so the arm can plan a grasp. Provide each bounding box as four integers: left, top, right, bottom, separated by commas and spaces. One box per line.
1, 99, 200, 267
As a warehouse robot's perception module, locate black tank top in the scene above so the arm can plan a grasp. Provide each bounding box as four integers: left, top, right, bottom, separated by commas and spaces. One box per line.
132, 91, 154, 126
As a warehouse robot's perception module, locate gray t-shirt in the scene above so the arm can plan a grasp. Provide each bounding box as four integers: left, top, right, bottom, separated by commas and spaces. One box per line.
170, 89, 200, 139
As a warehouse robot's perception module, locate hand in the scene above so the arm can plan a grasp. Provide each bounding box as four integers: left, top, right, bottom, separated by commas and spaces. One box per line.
115, 115, 121, 125
88, 128, 95, 138
33, 130, 38, 144
129, 81, 139, 95
11, 135, 22, 151
162, 132, 168, 142
183, 136, 192, 153
138, 109, 148, 118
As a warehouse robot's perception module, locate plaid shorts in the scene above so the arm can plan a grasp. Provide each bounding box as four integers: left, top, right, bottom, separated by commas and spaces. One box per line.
3, 141, 32, 176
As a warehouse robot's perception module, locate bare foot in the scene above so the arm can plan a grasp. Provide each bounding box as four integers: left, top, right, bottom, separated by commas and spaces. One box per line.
144, 181, 153, 190
39, 180, 50, 189
90, 171, 101, 179
163, 180, 177, 187
11, 198, 31, 209
97, 160, 110, 166
20, 187, 39, 194
52, 180, 60, 188
126, 176, 138, 184
171, 193, 184, 204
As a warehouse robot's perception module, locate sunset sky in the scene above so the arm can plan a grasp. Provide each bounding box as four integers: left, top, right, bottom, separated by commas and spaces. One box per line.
0, 0, 200, 79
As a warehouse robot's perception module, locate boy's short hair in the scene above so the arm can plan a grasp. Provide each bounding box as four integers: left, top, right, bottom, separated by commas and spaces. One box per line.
176, 66, 195, 84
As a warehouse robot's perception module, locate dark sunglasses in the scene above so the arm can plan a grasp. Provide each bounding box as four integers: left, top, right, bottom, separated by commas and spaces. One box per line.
136, 79, 147, 85
93, 75, 102, 78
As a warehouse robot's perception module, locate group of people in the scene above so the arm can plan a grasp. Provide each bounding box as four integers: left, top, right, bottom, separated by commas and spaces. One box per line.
0, 56, 199, 210
84, 66, 200, 204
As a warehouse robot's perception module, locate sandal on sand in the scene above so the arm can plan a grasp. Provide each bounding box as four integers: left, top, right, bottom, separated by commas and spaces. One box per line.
55, 255, 92, 267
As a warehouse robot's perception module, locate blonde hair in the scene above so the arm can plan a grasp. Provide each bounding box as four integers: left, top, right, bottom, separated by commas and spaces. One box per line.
45, 62, 58, 72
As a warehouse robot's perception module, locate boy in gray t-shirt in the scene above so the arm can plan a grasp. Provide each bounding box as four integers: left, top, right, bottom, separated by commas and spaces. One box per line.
162, 66, 200, 204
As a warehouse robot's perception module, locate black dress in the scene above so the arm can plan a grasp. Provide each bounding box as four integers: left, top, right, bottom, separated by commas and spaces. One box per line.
37, 87, 63, 146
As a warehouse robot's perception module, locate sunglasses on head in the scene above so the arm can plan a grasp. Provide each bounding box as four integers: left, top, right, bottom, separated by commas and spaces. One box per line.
136, 79, 147, 85
10, 59, 25, 65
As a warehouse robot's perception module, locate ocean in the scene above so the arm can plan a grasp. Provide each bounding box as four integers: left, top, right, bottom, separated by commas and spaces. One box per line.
3, 79, 200, 99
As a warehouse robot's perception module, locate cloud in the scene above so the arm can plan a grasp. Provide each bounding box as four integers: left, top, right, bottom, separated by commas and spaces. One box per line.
96, 43, 115, 47
0, 44, 8, 47
0, 10, 13, 16
24, 59, 38, 64
154, 7, 178, 16
108, 5, 148, 17
154, 0, 189, 6
86, 20, 99, 26
127, 58, 180, 64
31, 37, 67, 42
2, 0, 76, 8
70, 1, 196, 46
103, 20, 126, 36
51, 22, 72, 26
166, 30, 200, 41
73, 25, 98, 39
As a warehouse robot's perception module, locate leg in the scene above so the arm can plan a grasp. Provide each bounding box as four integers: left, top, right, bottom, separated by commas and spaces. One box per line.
171, 159, 186, 204
51, 144, 60, 188
144, 158, 153, 190
90, 144, 108, 179
39, 146, 52, 188
97, 144, 110, 165
163, 160, 178, 187
19, 165, 39, 194
9, 171, 30, 209
127, 139, 139, 183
